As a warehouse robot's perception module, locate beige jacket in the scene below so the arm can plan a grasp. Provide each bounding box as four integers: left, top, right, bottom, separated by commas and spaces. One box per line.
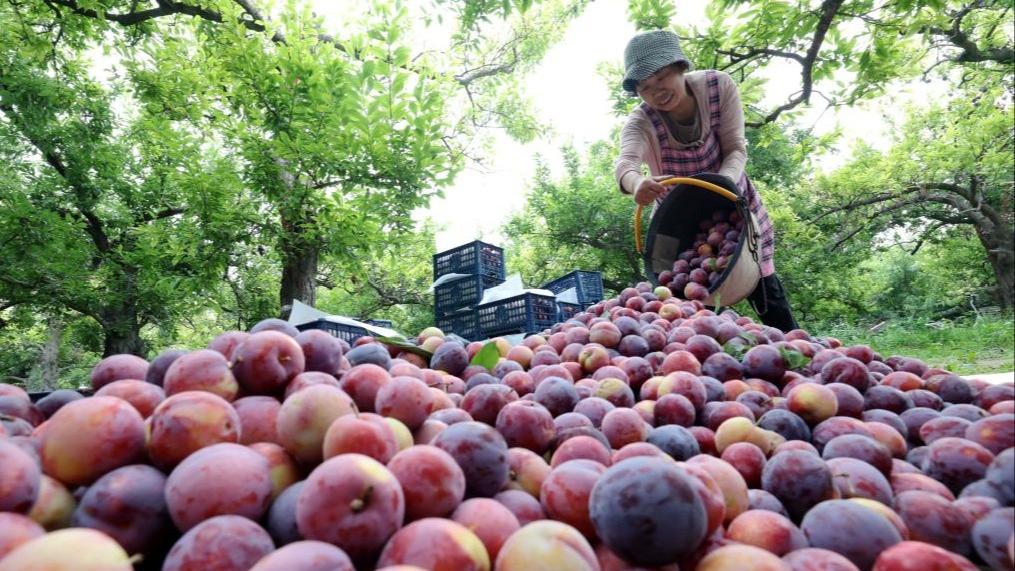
615, 70, 748, 195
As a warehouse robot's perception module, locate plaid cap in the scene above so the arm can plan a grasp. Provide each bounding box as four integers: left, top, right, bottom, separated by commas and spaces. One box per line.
622, 30, 693, 96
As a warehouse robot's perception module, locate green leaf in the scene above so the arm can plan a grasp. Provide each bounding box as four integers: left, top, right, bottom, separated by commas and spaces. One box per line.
779, 347, 811, 370
724, 339, 748, 360
376, 336, 433, 359
470, 341, 501, 371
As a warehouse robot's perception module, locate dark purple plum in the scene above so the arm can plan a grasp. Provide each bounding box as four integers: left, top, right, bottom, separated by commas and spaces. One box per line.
646, 425, 700, 461
433, 421, 509, 498
757, 409, 811, 442
921, 437, 995, 495
800, 499, 902, 571
589, 457, 707, 566
761, 450, 836, 521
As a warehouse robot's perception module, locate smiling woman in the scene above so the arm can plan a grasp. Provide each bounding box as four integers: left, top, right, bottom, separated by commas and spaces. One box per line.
614, 29, 799, 332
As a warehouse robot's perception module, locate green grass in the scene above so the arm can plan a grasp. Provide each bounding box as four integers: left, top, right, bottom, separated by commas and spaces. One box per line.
812, 315, 1014, 375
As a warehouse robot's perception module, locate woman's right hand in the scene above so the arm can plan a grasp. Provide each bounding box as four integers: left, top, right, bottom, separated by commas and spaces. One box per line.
634, 175, 674, 206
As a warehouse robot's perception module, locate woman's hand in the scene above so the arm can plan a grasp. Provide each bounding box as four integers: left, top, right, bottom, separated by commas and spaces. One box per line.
634, 175, 675, 206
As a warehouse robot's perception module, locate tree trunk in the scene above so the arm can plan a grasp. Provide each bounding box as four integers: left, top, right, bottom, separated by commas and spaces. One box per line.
38, 316, 61, 390
974, 222, 1014, 311
101, 309, 145, 357
279, 239, 319, 318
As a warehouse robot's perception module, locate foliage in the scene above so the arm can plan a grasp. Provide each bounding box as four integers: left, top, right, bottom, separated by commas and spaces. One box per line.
0, 0, 582, 360
0, 15, 253, 355
315, 222, 439, 337
503, 141, 648, 294
805, 82, 1014, 308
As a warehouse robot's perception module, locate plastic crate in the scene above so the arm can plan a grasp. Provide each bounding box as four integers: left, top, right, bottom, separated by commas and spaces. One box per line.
557, 302, 582, 321
295, 319, 370, 344
433, 240, 505, 282
542, 270, 604, 306
363, 319, 393, 329
435, 309, 481, 341
434, 274, 504, 316
478, 292, 558, 338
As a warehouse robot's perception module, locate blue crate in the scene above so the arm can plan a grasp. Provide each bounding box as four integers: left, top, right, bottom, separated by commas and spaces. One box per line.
542, 270, 604, 306
478, 293, 558, 338
363, 319, 393, 328
435, 309, 481, 341
295, 319, 370, 345
557, 301, 582, 321
433, 240, 505, 282
434, 274, 504, 316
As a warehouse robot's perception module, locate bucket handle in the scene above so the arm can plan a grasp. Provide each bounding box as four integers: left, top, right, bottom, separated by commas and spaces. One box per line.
633, 177, 740, 254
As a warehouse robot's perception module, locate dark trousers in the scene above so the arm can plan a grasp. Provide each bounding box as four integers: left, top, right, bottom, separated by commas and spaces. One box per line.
747, 274, 799, 333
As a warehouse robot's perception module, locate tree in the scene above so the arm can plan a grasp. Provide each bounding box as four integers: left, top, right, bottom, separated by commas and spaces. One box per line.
0, 0, 583, 357
807, 84, 1014, 309
20, 0, 584, 314
0, 16, 251, 355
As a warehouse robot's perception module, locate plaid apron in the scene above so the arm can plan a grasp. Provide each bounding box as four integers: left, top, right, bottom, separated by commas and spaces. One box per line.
640, 71, 776, 276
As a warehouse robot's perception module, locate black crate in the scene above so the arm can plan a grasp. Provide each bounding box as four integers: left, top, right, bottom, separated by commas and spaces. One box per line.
557, 302, 582, 321
478, 293, 558, 338
296, 319, 370, 344
542, 270, 604, 306
433, 240, 505, 282
363, 319, 393, 329
434, 274, 504, 316
435, 309, 481, 341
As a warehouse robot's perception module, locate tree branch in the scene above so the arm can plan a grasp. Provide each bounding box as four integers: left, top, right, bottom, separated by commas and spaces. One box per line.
46, 0, 221, 26
808, 189, 918, 223
139, 207, 186, 223
745, 0, 845, 127
0, 88, 112, 255
717, 47, 806, 66
908, 220, 949, 254
926, 0, 1014, 64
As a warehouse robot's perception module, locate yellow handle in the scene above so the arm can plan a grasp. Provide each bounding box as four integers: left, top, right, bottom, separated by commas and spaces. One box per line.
634, 177, 739, 254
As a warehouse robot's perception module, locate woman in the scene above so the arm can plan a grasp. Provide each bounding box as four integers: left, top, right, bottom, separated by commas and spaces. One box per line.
615, 29, 798, 332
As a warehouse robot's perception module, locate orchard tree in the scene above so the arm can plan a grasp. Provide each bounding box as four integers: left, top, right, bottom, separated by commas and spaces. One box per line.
0, 18, 251, 356
0, 0, 583, 357
505, 143, 649, 293
807, 84, 1014, 309
34, 0, 584, 314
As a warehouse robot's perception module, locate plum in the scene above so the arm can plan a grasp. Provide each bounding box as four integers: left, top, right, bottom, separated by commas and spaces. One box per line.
0, 440, 40, 514
590, 457, 707, 566
801, 499, 903, 570
297, 454, 404, 560
249, 541, 353, 571
73, 464, 171, 554
761, 450, 836, 521
376, 518, 489, 571
162, 515, 274, 571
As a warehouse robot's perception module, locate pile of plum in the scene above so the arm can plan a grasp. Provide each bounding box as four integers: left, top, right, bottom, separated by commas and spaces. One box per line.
658, 209, 745, 301
0, 280, 1012, 571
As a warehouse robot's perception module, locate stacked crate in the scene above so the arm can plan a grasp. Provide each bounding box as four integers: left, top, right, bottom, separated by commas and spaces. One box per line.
476, 292, 558, 338
432, 241, 505, 341
542, 270, 605, 321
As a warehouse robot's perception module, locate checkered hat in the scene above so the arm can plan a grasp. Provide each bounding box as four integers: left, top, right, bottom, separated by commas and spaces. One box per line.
622, 30, 693, 96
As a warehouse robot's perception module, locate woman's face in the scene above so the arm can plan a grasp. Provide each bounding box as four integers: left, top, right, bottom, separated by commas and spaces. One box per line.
636, 64, 687, 112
